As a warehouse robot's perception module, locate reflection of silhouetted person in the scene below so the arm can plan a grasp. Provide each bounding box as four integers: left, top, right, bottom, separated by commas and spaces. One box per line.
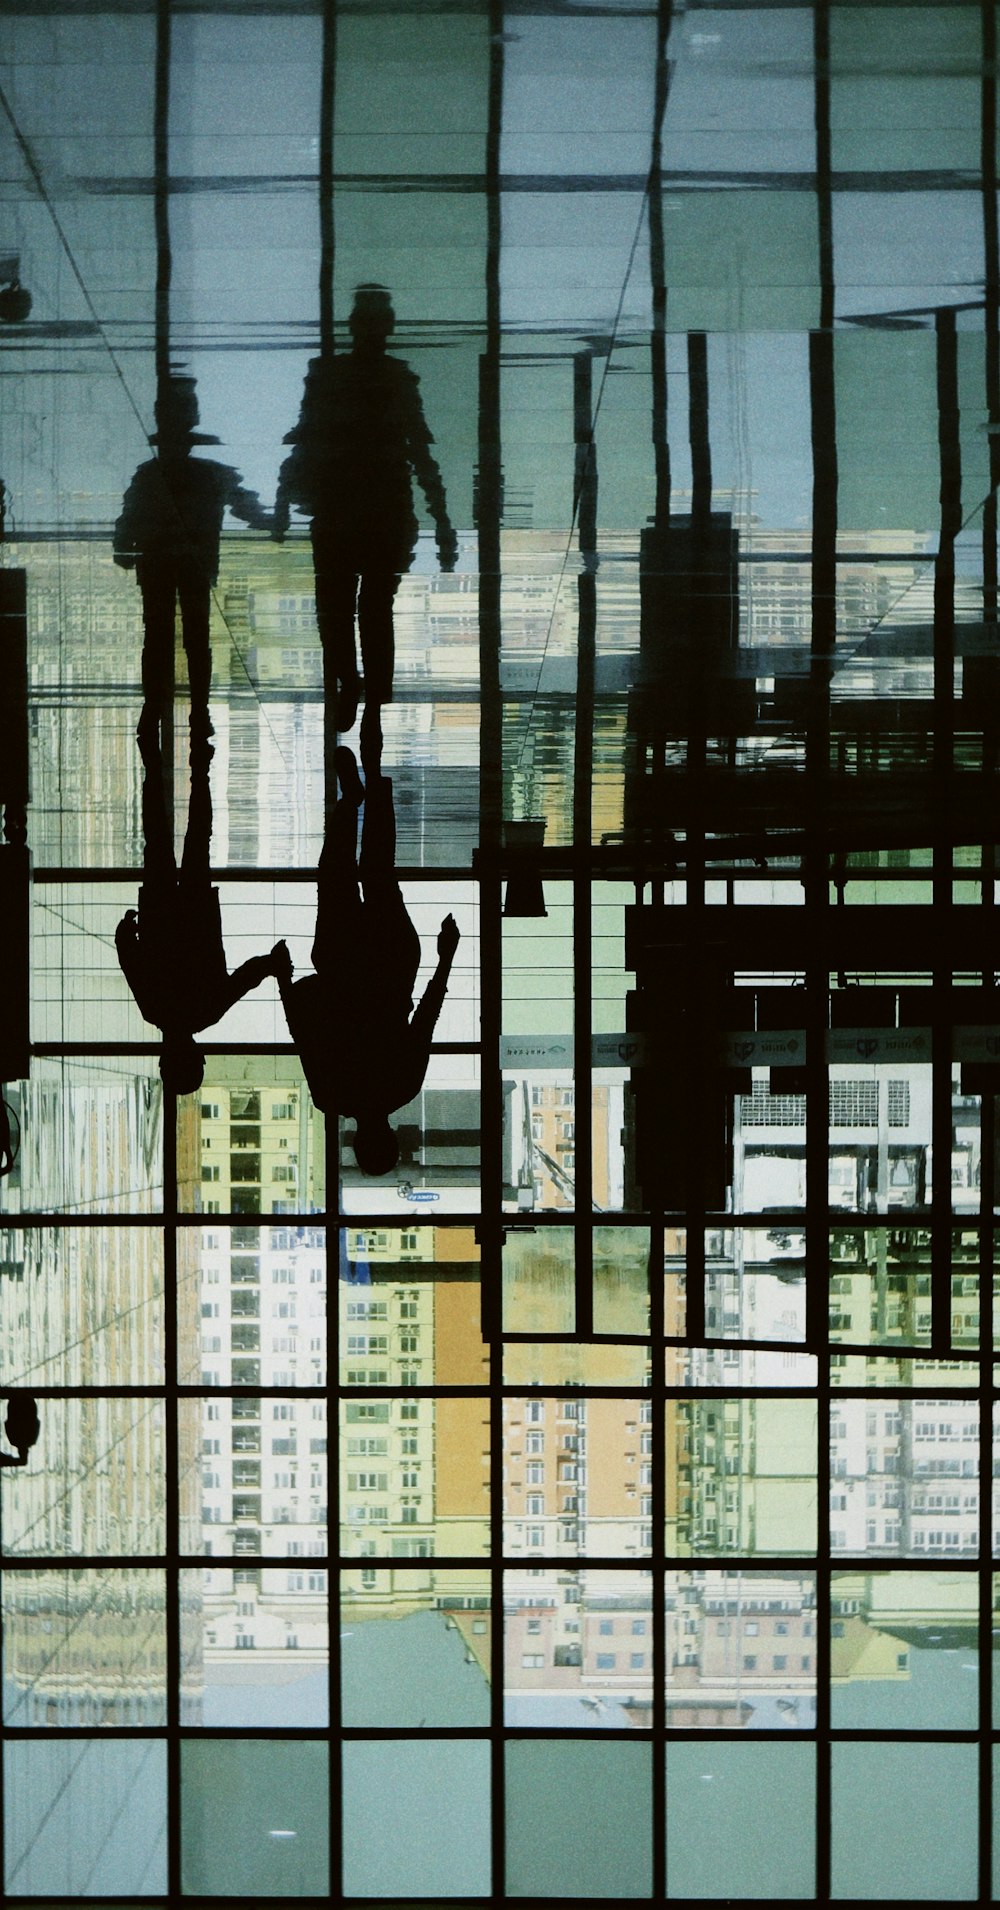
273, 285, 458, 736
274, 745, 460, 1174
114, 375, 271, 748
0, 1094, 14, 1177
116, 735, 286, 1096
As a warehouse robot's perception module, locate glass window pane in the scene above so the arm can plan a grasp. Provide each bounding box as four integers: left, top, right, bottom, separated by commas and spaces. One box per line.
831, 1570, 977, 1729
834, 1399, 978, 1559
342, 1741, 490, 1898
340, 1395, 488, 1559
181, 1220, 326, 1388
177, 1067, 323, 1215
339, 1052, 481, 1214
667, 1571, 816, 1729
831, 1741, 977, 1900
6, 1061, 162, 1216
671, 1399, 818, 1557
505, 1397, 651, 1558
181, 1740, 329, 1897
341, 1567, 490, 1727
0, 1225, 163, 1386
666, 1741, 815, 1899
181, 1566, 328, 1726
179, 1395, 326, 1559
503, 1227, 575, 1334
2, 1399, 165, 1558
339, 1227, 487, 1387
506, 1740, 651, 1899
504, 1567, 651, 1726
3, 1568, 166, 1727
5, 1741, 167, 1896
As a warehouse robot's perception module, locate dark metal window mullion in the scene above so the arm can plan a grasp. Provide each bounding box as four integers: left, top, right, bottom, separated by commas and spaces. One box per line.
647, 16, 679, 1889
152, 3, 182, 1893
649, 1196, 666, 1899
164, 1084, 181, 1896
315, 5, 342, 1901
809, 7, 836, 1888
931, 309, 960, 1365
679, 332, 711, 1357
573, 348, 597, 1338
480, 7, 506, 1899
978, 1092, 994, 1904
980, 5, 999, 1891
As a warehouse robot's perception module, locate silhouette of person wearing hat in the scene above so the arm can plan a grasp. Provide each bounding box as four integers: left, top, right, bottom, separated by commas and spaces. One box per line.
114, 374, 272, 749
116, 731, 287, 1098
272, 741, 460, 1175
273, 285, 458, 739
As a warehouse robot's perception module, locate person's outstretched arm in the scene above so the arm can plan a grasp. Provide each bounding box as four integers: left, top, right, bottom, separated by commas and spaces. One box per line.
271, 940, 296, 1013
115, 909, 158, 1027
220, 942, 288, 1014
113, 468, 147, 569
408, 914, 460, 1053
226, 470, 274, 536
405, 380, 458, 572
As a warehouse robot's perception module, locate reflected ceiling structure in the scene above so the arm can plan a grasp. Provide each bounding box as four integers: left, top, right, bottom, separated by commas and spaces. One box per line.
0, 0, 997, 1902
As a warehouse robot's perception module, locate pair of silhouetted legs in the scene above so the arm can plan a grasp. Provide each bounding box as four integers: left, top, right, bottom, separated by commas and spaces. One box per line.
140, 724, 213, 889
136, 559, 213, 751
311, 539, 399, 733
312, 745, 419, 1023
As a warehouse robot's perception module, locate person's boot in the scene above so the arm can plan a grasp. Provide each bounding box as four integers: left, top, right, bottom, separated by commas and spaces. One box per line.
335, 746, 365, 808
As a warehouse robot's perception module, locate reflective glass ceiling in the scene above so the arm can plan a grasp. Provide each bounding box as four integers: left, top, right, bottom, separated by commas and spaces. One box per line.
1, 1, 1000, 1903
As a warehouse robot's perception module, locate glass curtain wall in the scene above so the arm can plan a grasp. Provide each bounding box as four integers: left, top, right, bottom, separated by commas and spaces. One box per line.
0, 0, 997, 1902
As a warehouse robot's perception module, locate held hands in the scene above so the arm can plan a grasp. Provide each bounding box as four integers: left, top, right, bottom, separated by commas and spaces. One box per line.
437, 525, 459, 574
437, 914, 460, 962
270, 940, 293, 986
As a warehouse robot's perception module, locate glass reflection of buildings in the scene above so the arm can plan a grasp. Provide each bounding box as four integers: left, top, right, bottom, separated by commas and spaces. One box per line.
7, 517, 937, 864
339, 1224, 488, 1576
2, 511, 990, 1712
3, 1, 999, 1893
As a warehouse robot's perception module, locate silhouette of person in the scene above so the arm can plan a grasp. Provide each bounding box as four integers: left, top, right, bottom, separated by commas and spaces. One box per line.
273, 285, 458, 738
0, 1094, 15, 1177
114, 374, 272, 749
273, 743, 460, 1174
116, 734, 286, 1096
0, 1391, 39, 1465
